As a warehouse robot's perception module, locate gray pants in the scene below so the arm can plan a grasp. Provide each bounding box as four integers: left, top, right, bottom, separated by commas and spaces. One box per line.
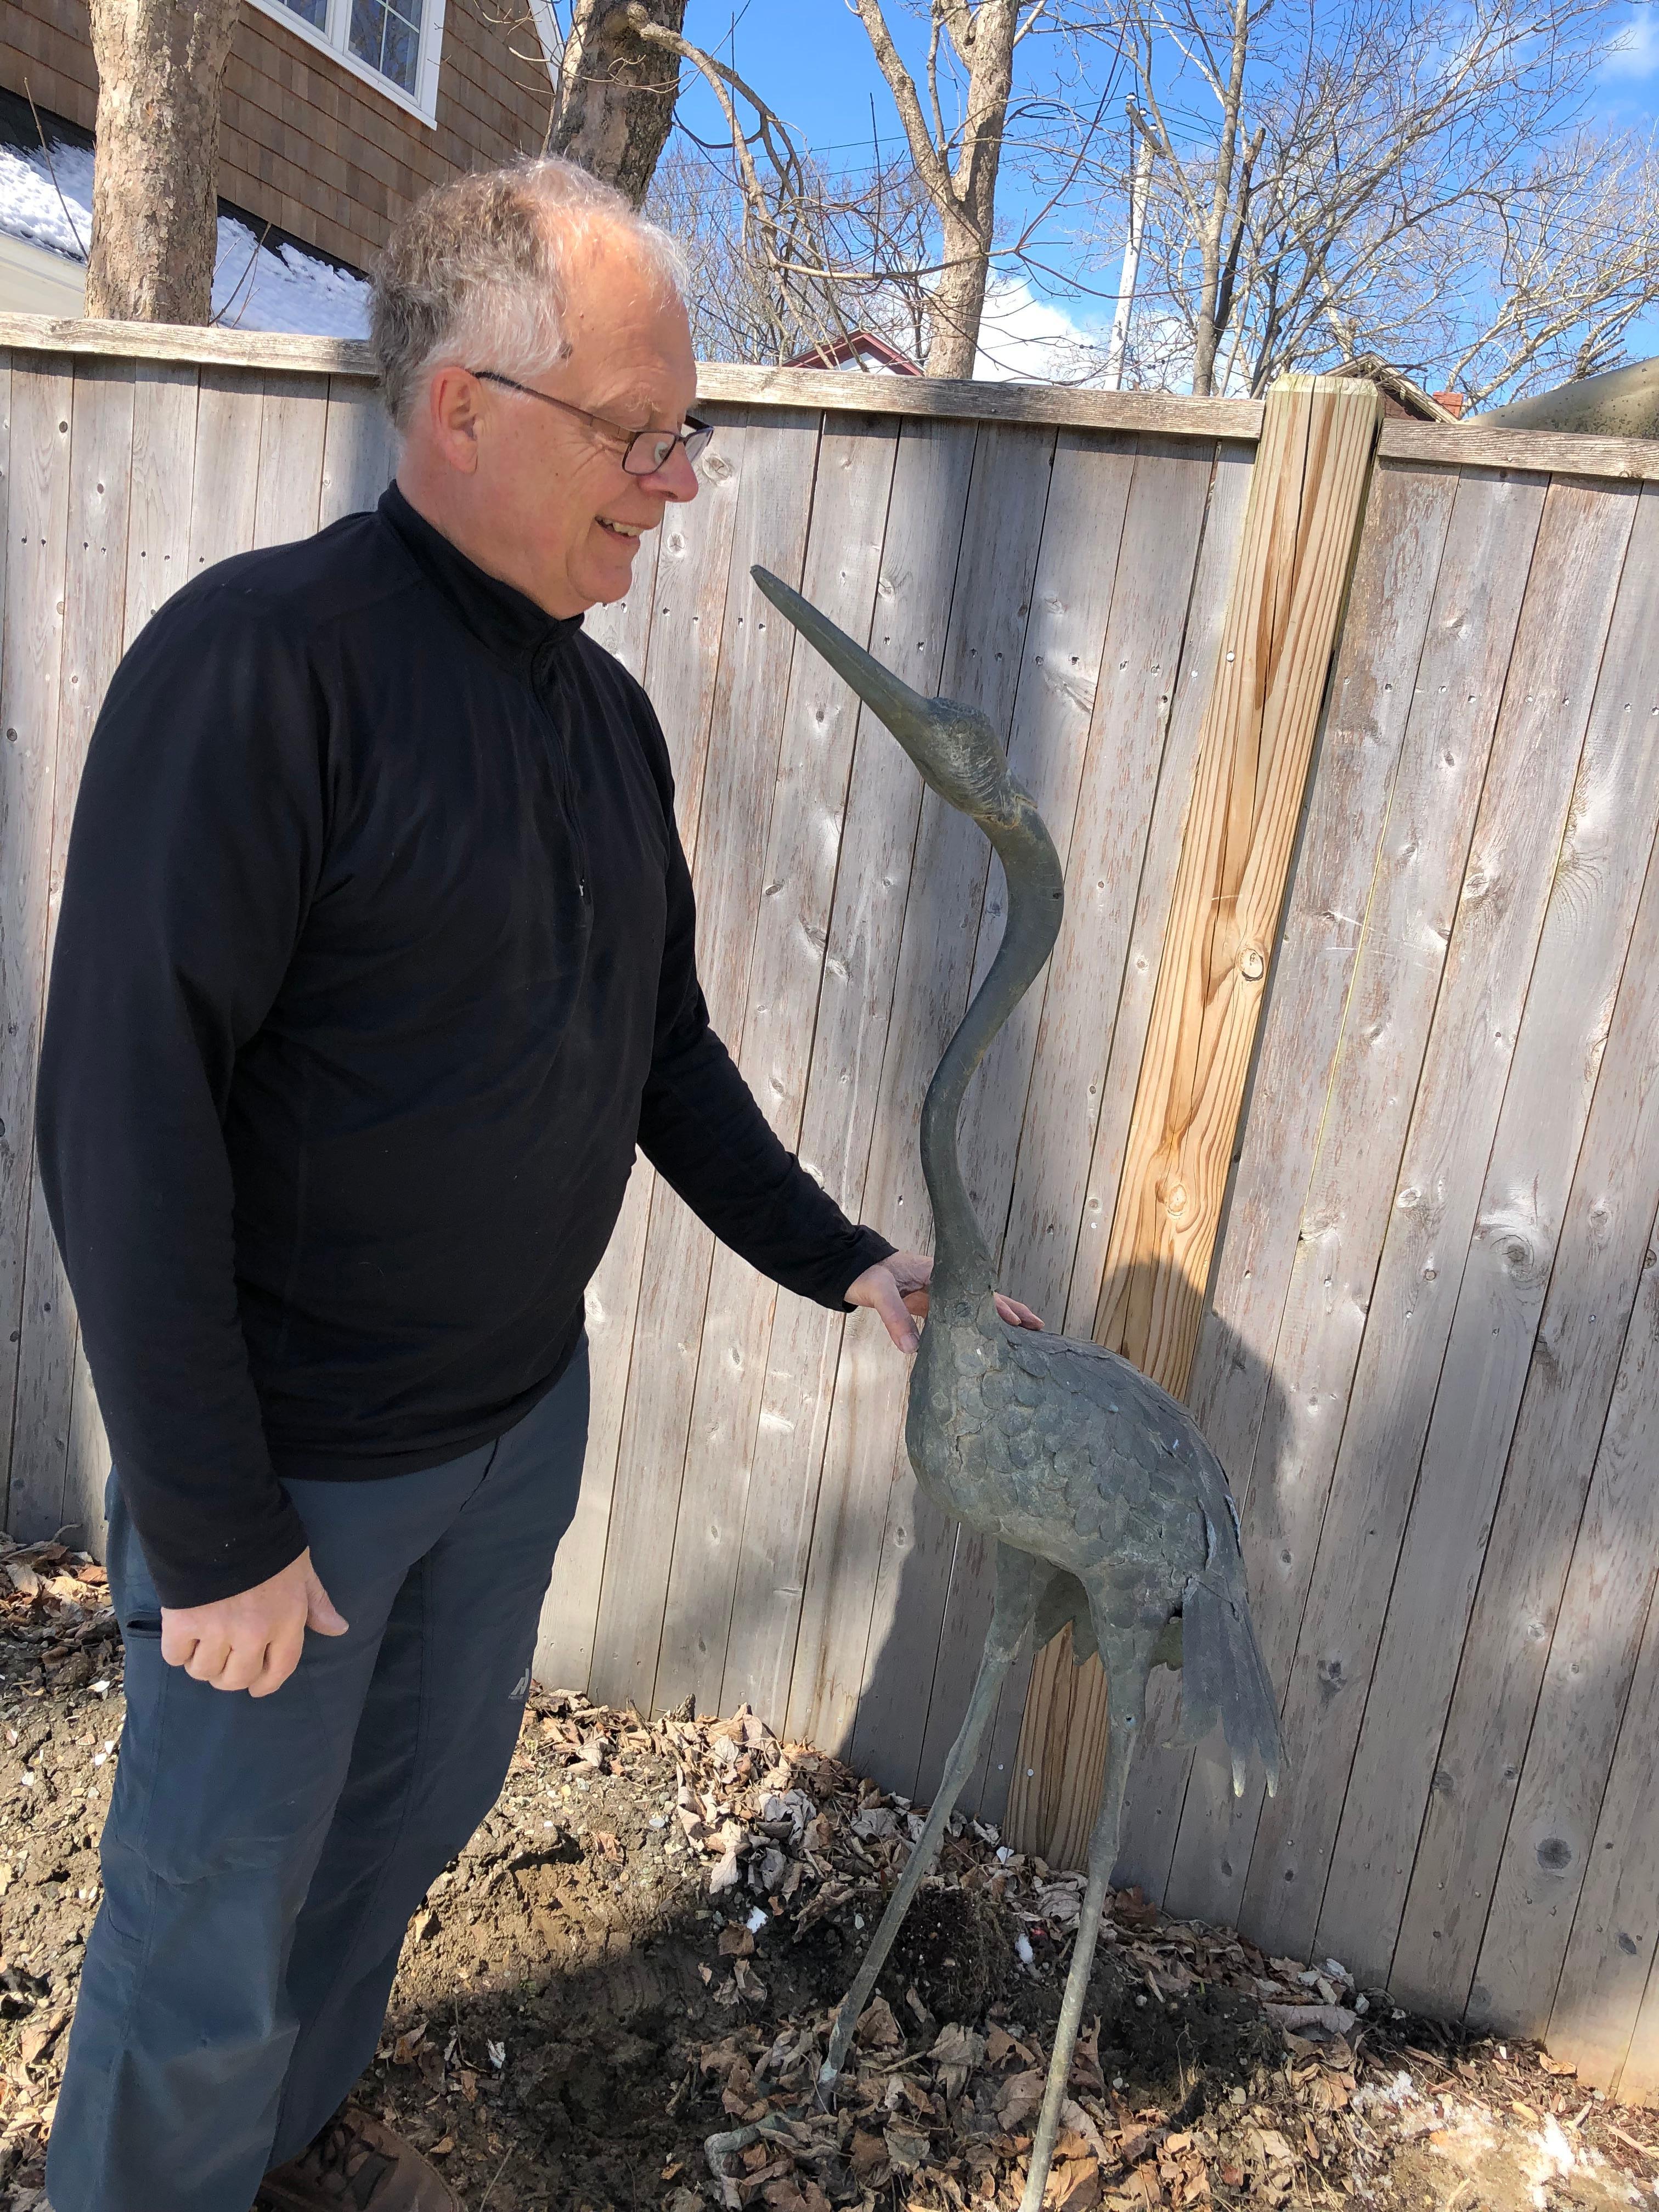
47, 1346, 590, 2212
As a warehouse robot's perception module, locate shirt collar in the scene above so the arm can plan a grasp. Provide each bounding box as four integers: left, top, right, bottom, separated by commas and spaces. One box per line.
378, 482, 585, 673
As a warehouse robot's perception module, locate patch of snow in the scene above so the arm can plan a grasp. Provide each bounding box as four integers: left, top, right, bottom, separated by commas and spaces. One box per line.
1355, 2069, 1420, 2112
1517, 2113, 1581, 2209
0, 134, 370, 338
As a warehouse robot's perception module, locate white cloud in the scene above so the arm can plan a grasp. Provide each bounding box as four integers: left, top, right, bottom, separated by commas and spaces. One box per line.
1602, 6, 1659, 78
972, 275, 1113, 384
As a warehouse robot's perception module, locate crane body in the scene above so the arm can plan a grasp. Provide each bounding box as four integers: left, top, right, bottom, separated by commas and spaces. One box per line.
748, 567, 1282, 2212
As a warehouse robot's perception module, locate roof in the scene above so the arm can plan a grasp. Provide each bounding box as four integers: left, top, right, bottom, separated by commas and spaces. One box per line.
783, 330, 923, 377
1330, 354, 1465, 424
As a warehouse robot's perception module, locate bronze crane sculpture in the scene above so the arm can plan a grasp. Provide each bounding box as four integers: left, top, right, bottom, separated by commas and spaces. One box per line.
750, 567, 1283, 2212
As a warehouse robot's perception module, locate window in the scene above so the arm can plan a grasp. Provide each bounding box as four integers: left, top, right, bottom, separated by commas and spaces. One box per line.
256, 0, 447, 125
349, 0, 422, 95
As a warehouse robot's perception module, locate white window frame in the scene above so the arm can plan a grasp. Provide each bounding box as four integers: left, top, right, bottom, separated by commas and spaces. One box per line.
248, 0, 448, 128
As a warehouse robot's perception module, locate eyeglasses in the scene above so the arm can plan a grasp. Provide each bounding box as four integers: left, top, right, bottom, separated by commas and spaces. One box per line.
471, 370, 713, 477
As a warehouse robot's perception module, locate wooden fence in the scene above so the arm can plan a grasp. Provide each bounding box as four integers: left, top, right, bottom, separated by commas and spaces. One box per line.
1, 317, 1656, 2100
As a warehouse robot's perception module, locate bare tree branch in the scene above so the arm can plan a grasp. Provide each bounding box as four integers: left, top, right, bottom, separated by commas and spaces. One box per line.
1088, 0, 1656, 401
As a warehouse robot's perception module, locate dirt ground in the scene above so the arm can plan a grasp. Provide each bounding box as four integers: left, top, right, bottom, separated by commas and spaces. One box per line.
0, 1536, 1656, 2212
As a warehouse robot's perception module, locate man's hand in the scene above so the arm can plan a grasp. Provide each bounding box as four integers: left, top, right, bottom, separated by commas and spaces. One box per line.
846, 1250, 1043, 1355
159, 1548, 348, 1698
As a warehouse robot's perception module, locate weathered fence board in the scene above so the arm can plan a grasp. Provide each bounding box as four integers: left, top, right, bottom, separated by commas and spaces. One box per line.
825, 420, 1058, 1780
0, 361, 71, 1540
1392, 819, 1659, 2022
9, 362, 136, 1549
3, 327, 1659, 2092
1319, 481, 1659, 1987
1242, 477, 1637, 1961
1546, 1207, 1659, 2089
1158, 464, 1547, 1933
724, 416, 979, 1739
654, 415, 901, 1720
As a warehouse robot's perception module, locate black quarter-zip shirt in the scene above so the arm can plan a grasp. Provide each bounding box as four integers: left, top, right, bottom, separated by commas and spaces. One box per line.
36, 485, 893, 1609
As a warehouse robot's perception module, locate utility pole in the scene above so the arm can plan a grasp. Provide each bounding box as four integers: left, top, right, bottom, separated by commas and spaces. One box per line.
1104, 126, 1153, 391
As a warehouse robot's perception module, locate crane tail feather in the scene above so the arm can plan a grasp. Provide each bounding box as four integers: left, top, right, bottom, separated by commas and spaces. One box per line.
1178, 1572, 1283, 1798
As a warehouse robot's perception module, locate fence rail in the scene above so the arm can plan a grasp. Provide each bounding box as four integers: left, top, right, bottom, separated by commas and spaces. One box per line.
0, 321, 1655, 2102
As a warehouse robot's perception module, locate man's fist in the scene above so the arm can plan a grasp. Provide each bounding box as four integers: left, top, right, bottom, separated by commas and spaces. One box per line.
159, 1548, 348, 1697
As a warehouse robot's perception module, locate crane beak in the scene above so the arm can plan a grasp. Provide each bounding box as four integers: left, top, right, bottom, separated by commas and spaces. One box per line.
751, 566, 1009, 814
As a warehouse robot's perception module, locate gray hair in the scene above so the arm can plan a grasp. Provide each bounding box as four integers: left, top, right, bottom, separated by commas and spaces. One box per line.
370, 157, 686, 430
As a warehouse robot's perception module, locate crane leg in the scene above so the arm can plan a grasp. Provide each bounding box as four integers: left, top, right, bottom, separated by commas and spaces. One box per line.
1018, 1645, 1151, 2212
818, 1544, 1048, 2098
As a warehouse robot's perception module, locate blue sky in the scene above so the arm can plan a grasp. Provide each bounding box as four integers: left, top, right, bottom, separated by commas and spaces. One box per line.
677, 0, 1659, 384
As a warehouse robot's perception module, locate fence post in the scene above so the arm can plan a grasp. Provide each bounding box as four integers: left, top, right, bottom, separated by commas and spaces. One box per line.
1004, 371, 1383, 1869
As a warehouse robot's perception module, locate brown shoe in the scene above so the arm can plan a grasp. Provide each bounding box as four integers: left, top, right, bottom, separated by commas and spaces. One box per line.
259, 2106, 459, 2211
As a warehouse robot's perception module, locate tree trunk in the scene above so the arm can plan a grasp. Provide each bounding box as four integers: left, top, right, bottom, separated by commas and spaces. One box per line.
550, 0, 687, 208
926, 208, 994, 377
85, 0, 240, 324
852, 0, 1019, 380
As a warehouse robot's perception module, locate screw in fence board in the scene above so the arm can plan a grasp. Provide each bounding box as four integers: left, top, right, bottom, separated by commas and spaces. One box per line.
1001, 373, 1384, 1871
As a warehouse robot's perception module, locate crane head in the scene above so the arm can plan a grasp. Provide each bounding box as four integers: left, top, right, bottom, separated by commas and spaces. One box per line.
752, 566, 1016, 823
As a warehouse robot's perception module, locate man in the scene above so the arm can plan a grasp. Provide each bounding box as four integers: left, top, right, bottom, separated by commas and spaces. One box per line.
37, 158, 1038, 2212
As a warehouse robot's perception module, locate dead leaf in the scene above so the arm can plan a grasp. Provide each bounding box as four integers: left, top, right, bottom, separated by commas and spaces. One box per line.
884, 2124, 931, 2173
1060, 2099, 1110, 2163
997, 2069, 1045, 2130
1051, 2157, 1103, 2212
718, 1925, 755, 1956
851, 2130, 891, 2185
931, 2021, 987, 2067
1263, 2003, 1357, 2037
709, 1822, 748, 1893
18, 2016, 61, 2069
854, 1995, 902, 2051
392, 2023, 427, 2066
430, 2136, 454, 2158
929, 2019, 986, 2097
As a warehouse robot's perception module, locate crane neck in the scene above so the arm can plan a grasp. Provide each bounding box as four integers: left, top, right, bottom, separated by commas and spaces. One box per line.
922, 781, 1064, 1316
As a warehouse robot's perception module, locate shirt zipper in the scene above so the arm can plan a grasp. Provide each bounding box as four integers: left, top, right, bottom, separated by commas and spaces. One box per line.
532, 641, 591, 909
